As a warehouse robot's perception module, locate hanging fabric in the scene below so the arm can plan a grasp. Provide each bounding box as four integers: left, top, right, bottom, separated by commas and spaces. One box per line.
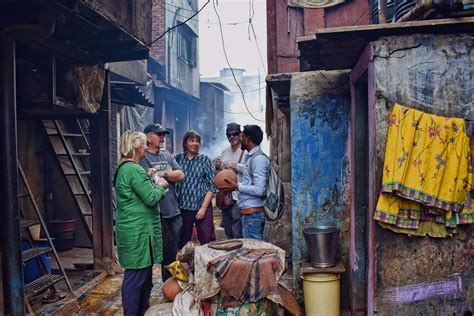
374, 103, 473, 237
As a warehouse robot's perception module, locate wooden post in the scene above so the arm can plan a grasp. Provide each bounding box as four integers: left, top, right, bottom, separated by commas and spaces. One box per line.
0, 37, 25, 315
378, 0, 387, 23
90, 69, 114, 272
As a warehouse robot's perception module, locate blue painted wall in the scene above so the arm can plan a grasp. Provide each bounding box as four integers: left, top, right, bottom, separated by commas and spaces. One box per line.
291, 93, 350, 293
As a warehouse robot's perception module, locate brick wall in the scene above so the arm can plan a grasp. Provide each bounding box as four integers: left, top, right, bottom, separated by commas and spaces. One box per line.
151, 0, 166, 63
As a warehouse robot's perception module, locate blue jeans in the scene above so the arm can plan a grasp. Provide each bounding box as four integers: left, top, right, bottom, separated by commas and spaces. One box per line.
241, 211, 265, 240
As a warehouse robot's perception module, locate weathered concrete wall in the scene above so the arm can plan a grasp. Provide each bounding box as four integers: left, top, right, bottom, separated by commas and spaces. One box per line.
290, 71, 351, 306
372, 34, 474, 315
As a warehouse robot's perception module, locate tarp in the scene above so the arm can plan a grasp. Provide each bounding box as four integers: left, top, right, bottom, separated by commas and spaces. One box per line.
65, 65, 105, 113
121, 103, 154, 133
288, 0, 345, 9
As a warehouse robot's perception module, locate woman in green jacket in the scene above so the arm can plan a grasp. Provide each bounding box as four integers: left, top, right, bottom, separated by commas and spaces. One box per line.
114, 130, 169, 315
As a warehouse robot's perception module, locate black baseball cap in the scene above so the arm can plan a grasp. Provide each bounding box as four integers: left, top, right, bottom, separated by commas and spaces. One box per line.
226, 122, 241, 133
144, 123, 169, 135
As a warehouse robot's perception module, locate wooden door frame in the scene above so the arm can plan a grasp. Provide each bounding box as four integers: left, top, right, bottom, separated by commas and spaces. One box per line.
349, 44, 376, 315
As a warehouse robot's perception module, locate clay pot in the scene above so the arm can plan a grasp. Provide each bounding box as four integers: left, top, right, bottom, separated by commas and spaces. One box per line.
50, 219, 75, 237
162, 277, 182, 302
214, 169, 237, 190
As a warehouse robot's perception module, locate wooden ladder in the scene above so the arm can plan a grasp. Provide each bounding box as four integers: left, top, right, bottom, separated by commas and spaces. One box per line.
18, 160, 77, 314
41, 119, 93, 244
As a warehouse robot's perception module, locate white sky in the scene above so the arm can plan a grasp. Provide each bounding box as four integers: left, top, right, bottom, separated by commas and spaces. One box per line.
198, 0, 267, 78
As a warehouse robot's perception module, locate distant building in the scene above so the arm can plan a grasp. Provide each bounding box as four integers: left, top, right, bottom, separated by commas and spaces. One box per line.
147, 0, 200, 154
200, 68, 267, 156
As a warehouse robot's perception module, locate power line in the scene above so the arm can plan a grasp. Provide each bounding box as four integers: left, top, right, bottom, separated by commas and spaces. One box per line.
246, 0, 267, 74
218, 108, 264, 114
157, 0, 199, 13
202, 75, 266, 87
148, 0, 210, 46
212, 0, 264, 123
249, 21, 267, 74
152, 0, 247, 26
205, 81, 265, 94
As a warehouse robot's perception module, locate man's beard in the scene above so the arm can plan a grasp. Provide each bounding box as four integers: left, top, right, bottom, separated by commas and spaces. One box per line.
240, 143, 247, 151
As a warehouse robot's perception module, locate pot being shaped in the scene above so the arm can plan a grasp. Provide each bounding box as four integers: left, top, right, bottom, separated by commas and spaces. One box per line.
214, 169, 237, 190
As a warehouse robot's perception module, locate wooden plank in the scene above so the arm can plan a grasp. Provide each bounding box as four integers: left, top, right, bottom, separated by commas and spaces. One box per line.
301, 262, 346, 274
311, 17, 474, 38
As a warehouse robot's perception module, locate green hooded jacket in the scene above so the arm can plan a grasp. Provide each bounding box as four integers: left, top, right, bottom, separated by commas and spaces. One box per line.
114, 161, 165, 269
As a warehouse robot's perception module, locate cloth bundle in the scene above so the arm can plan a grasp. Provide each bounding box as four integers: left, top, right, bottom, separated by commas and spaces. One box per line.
375, 104, 473, 237
207, 248, 281, 308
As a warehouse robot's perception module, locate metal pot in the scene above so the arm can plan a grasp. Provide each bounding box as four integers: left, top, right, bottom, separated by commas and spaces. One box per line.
303, 226, 339, 268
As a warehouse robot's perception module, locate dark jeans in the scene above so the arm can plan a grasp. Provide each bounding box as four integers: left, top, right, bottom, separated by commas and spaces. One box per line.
122, 266, 153, 316
179, 205, 216, 249
222, 203, 242, 239
161, 215, 182, 282
241, 211, 265, 240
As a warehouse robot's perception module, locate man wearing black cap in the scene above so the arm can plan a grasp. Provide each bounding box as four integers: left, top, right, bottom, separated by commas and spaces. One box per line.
139, 123, 185, 282
214, 122, 245, 239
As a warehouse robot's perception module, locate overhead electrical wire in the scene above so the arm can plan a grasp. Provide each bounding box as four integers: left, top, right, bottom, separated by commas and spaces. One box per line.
218, 108, 264, 115
152, 0, 247, 26
147, 0, 210, 46
205, 81, 265, 94
246, 0, 267, 73
212, 0, 264, 123
249, 22, 267, 74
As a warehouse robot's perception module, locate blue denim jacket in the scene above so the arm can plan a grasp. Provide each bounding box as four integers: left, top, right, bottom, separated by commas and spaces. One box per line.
237, 146, 270, 210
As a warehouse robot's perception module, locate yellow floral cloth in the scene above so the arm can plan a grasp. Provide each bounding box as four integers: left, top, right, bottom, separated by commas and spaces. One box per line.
375, 104, 473, 237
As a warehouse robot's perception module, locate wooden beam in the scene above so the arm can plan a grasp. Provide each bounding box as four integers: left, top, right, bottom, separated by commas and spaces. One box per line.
0, 37, 25, 316
90, 70, 114, 273
299, 17, 474, 41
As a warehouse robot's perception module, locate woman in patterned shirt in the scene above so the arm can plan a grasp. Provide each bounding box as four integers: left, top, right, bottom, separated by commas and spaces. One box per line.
175, 130, 217, 248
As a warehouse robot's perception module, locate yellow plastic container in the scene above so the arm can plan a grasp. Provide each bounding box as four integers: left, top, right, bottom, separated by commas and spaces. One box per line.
301, 273, 340, 316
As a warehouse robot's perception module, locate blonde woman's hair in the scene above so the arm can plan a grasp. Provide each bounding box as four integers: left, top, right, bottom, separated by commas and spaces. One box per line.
120, 130, 146, 158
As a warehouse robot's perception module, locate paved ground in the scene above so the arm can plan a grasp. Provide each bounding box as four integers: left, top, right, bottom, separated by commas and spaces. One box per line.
34, 214, 227, 315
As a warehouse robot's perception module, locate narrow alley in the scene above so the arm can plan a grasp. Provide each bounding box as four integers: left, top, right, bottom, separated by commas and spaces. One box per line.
1, 0, 473, 315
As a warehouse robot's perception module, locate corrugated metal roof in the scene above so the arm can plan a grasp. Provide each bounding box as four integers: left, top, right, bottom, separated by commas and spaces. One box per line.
111, 81, 154, 107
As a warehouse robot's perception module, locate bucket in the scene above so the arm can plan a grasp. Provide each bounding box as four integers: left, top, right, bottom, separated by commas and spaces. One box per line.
301, 273, 340, 316
21, 241, 52, 283
53, 235, 75, 251
50, 219, 75, 232
50, 219, 75, 238
51, 227, 75, 238
303, 226, 339, 268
